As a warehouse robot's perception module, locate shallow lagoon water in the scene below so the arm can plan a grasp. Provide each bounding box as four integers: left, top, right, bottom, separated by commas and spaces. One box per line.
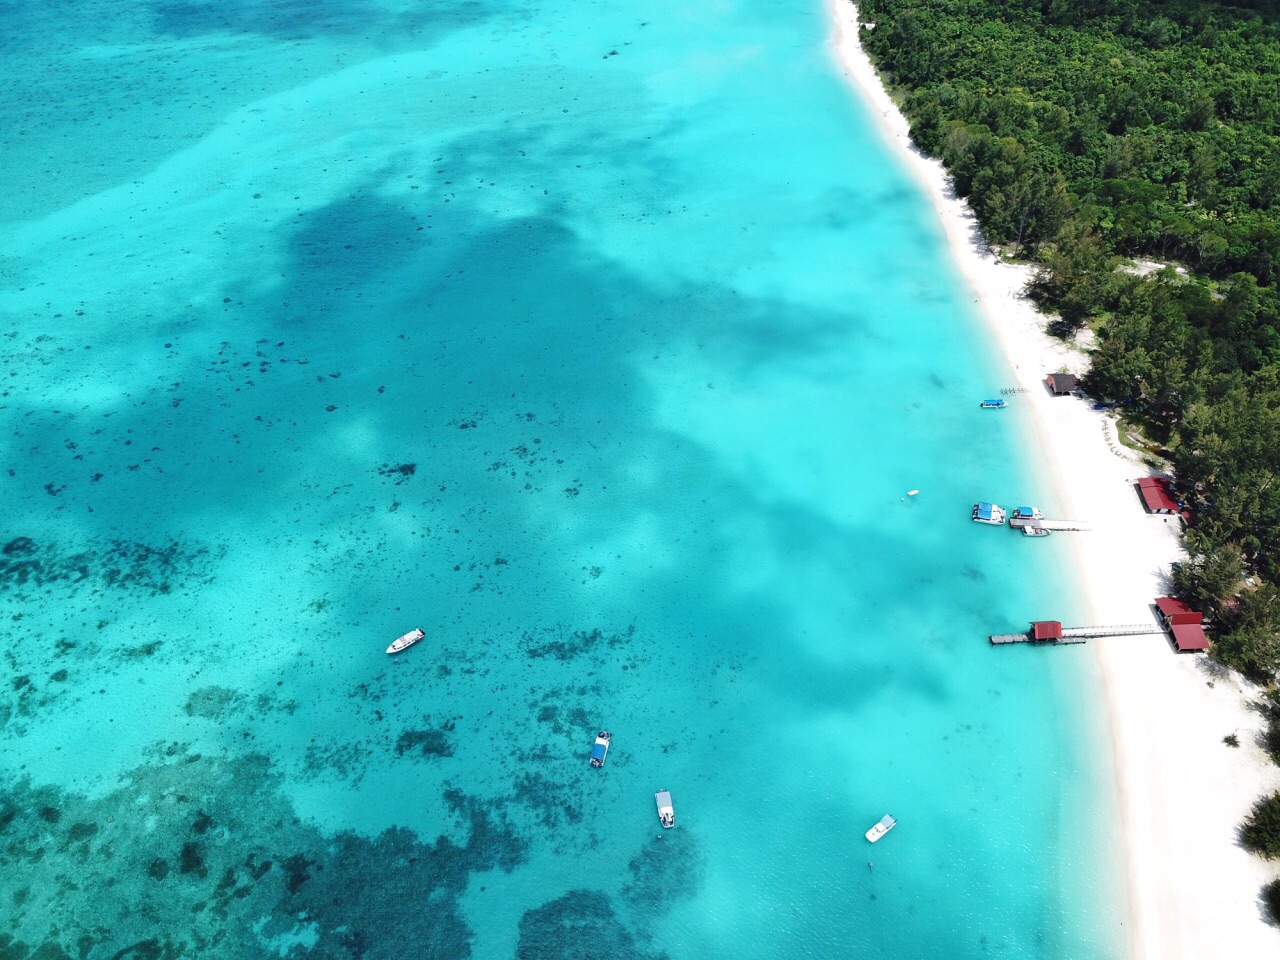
1, 1, 1123, 958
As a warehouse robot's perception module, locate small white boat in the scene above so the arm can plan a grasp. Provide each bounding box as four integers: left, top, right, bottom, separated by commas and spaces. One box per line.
865, 814, 896, 843
589, 731, 611, 768
1021, 526, 1051, 537
655, 790, 675, 829
386, 627, 425, 654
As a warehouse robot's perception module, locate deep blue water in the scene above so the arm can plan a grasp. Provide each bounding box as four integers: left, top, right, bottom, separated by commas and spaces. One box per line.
0, 1, 1123, 958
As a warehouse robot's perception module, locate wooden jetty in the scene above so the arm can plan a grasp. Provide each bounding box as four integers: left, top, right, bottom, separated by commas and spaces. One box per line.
1008, 516, 1092, 532
990, 620, 1163, 645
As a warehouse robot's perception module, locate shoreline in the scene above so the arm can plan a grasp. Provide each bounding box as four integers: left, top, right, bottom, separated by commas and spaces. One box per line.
824, 2, 1280, 957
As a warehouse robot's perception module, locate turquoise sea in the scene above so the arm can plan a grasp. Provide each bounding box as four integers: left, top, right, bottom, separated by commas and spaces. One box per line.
1, 1, 1125, 958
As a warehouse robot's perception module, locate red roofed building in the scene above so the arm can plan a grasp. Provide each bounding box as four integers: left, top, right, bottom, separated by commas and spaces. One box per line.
1031, 620, 1063, 641
1136, 477, 1180, 514
1154, 597, 1209, 652
1045, 373, 1079, 396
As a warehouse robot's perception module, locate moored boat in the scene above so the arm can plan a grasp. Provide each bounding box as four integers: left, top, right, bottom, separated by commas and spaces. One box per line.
865, 814, 896, 843
1021, 526, 1052, 537
386, 627, 425, 654
972, 502, 1006, 524
655, 790, 675, 828
589, 731, 611, 767
980, 398, 1007, 409
1009, 505, 1044, 525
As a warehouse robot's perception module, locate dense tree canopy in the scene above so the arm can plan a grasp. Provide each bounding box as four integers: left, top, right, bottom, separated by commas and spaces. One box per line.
858, 0, 1280, 678
861, 0, 1280, 278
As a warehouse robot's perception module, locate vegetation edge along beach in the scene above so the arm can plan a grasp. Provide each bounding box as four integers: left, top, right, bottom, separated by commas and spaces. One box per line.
831, 0, 1280, 954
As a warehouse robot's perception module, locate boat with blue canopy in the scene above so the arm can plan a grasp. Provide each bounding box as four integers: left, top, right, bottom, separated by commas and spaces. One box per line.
972, 502, 1006, 524
589, 731, 610, 767
865, 814, 897, 843
980, 399, 1007, 409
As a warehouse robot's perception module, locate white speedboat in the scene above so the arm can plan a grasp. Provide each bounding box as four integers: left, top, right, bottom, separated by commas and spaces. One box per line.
865, 814, 897, 843
386, 627, 425, 654
655, 790, 675, 828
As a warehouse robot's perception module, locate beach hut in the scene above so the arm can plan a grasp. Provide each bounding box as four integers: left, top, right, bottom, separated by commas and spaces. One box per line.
1154, 597, 1209, 653
1136, 477, 1180, 515
1030, 620, 1063, 641
1045, 373, 1079, 396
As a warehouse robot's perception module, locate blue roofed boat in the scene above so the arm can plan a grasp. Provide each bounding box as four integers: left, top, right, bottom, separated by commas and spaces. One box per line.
1011, 506, 1043, 522
980, 399, 1007, 409
972, 502, 1006, 524
865, 814, 897, 842
589, 731, 611, 767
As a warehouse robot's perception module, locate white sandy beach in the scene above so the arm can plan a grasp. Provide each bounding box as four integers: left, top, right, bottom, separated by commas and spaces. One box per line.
826, 2, 1280, 957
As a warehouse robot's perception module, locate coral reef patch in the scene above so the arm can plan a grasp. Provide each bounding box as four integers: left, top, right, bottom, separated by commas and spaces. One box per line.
396, 719, 456, 759
516, 890, 667, 960
0, 537, 214, 598
0, 746, 527, 959
522, 625, 635, 662
622, 831, 705, 915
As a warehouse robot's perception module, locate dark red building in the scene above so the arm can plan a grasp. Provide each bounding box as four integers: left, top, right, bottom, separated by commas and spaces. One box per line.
1031, 620, 1063, 641
1136, 477, 1180, 514
1154, 597, 1209, 653
1045, 373, 1080, 396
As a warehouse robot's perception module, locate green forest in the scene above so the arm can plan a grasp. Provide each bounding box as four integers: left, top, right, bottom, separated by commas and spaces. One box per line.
857, 0, 1280, 679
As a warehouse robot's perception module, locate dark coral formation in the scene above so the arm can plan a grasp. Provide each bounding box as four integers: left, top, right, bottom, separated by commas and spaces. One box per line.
395, 719, 456, 759
376, 462, 416, 484
523, 625, 635, 661
0, 536, 213, 597
510, 773, 583, 829
515, 890, 667, 960
621, 831, 704, 915
0, 747, 528, 959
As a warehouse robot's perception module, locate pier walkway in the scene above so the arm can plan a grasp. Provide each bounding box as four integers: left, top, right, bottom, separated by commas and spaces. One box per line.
1008, 517, 1092, 531
990, 621, 1163, 645
990, 632, 1086, 645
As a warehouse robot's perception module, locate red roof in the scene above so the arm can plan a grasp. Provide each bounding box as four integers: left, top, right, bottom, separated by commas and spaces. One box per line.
1031, 620, 1063, 640
1045, 373, 1079, 395
1154, 597, 1208, 650
1170, 621, 1209, 652
1137, 477, 1179, 513
1155, 596, 1193, 618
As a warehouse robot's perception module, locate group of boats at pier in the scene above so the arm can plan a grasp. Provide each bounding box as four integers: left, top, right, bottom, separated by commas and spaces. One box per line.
972, 392, 1092, 535
971, 502, 1090, 536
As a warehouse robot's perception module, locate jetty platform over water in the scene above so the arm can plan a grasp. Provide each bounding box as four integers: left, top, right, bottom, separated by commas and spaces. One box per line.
990, 620, 1163, 645
1008, 516, 1092, 532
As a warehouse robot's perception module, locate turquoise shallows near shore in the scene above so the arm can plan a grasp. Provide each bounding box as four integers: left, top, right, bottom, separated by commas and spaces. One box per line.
0, 1, 1125, 957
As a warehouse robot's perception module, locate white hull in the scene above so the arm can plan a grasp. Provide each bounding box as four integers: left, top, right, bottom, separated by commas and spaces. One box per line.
590, 732, 611, 767
865, 814, 896, 843
386, 627, 425, 654
972, 502, 1006, 524
655, 790, 675, 828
